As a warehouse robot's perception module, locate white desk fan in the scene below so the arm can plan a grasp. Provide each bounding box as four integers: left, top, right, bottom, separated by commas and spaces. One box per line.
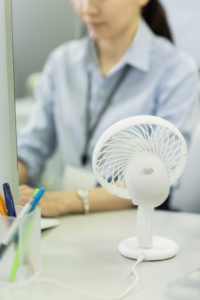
92, 115, 187, 261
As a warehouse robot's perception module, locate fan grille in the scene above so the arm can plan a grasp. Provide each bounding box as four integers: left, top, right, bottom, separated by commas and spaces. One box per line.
93, 119, 187, 199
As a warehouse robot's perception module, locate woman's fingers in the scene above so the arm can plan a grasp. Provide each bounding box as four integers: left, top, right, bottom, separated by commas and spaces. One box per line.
18, 184, 34, 204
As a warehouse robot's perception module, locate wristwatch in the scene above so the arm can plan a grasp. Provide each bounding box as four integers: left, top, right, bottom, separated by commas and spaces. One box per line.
76, 189, 90, 214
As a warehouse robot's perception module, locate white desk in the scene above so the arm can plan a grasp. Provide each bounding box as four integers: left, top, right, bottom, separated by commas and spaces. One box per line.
1, 209, 200, 300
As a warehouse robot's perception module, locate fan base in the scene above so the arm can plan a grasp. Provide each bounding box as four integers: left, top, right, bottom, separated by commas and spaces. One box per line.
118, 236, 179, 261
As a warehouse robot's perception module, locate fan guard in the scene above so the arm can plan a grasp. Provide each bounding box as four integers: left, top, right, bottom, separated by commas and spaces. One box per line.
93, 115, 187, 199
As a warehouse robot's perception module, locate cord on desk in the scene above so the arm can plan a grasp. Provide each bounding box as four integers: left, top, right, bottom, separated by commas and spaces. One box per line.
0, 254, 145, 300
40, 254, 145, 300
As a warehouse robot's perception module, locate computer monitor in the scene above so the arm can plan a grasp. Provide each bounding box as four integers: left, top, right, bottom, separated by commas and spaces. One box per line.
0, 0, 19, 202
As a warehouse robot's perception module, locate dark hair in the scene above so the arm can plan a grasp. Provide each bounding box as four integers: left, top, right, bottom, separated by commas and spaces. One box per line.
142, 0, 173, 42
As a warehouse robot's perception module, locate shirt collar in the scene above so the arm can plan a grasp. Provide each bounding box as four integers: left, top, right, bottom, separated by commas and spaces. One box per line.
84, 35, 100, 73
125, 19, 153, 72
83, 18, 153, 74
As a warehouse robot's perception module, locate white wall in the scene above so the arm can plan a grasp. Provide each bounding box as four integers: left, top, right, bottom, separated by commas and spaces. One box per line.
160, 0, 200, 68
12, 0, 81, 98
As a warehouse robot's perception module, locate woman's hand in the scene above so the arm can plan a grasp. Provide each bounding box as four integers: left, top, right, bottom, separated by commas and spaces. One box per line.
19, 185, 75, 217
19, 185, 133, 217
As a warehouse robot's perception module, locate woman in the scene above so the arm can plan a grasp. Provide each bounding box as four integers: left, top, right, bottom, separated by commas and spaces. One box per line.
18, 0, 199, 216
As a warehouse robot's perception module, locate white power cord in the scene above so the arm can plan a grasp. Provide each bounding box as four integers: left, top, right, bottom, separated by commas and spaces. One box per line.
0, 254, 145, 300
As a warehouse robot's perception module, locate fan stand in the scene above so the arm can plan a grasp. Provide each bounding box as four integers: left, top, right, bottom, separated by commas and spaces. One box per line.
118, 236, 179, 261
121, 156, 179, 261
118, 205, 179, 261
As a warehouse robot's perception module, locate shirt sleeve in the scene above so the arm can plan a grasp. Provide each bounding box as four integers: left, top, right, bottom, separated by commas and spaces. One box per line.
155, 51, 200, 148
17, 55, 57, 186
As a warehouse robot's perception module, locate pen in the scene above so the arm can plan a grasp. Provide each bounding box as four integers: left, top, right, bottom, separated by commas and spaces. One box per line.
3, 183, 16, 217
0, 193, 8, 216
0, 206, 5, 216
0, 188, 45, 259
28, 188, 41, 213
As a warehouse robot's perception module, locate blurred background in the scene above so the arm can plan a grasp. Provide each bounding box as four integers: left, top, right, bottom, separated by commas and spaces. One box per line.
12, 0, 82, 98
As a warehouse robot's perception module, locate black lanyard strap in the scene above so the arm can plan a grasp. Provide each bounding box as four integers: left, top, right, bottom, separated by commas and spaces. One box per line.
81, 64, 130, 165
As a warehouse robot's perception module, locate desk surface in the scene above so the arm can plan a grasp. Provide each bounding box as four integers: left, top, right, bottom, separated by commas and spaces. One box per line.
1, 209, 200, 300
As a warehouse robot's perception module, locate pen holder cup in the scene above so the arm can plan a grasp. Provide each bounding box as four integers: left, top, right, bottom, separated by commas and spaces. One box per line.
0, 206, 41, 284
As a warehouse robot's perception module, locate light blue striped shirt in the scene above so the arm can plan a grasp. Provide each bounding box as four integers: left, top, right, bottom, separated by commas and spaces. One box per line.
17, 20, 200, 186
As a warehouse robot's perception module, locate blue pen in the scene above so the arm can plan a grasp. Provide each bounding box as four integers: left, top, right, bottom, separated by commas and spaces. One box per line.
3, 183, 16, 217
28, 188, 45, 213
0, 188, 45, 259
